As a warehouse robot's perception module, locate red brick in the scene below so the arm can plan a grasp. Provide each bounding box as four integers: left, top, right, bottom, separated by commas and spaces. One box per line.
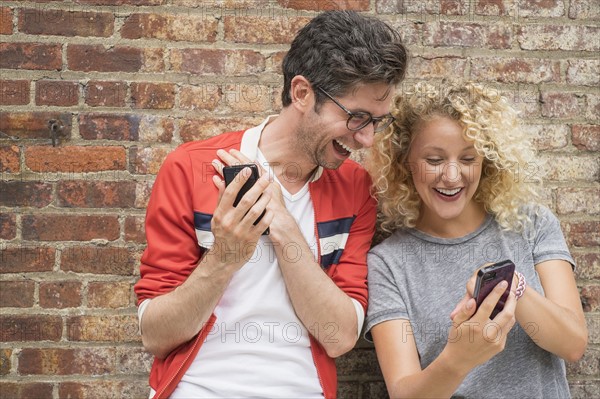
562, 221, 600, 248
0, 145, 20, 173
79, 113, 140, 141
423, 22, 511, 49
129, 146, 171, 174
125, 215, 146, 243
277, 0, 369, 10
131, 82, 175, 109
0, 213, 16, 239
567, 59, 600, 86
265, 51, 286, 74
503, 86, 540, 119
556, 187, 600, 215
586, 94, 600, 121
386, 21, 421, 46
180, 84, 222, 111
470, 58, 560, 84
377, 0, 468, 14
518, 0, 565, 17
222, 83, 273, 113
569, 0, 600, 19
567, 347, 600, 376
116, 347, 153, 374
0, 181, 53, 207
406, 57, 468, 79
39, 281, 82, 308
541, 92, 581, 119
61, 246, 135, 275
121, 13, 217, 42
540, 154, 599, 182
0, 80, 30, 105
521, 124, 568, 150
142, 47, 165, 72
0, 315, 62, 341
68, 45, 142, 72
18, 348, 114, 375
22, 214, 120, 241
0, 281, 35, 307
170, 48, 265, 76
25, 146, 126, 172
0, 383, 53, 399
567, 59, 600, 87
0, 348, 10, 375
474, 0, 514, 16
224, 16, 311, 44
0, 111, 71, 140
0, 43, 62, 70
0, 7, 13, 35
59, 380, 150, 399
88, 281, 131, 308
574, 253, 600, 280
572, 125, 600, 151
35, 80, 79, 106
135, 180, 154, 208
138, 116, 174, 143
84, 80, 127, 107
57, 180, 136, 208
517, 25, 600, 52
75, 0, 165, 5
67, 315, 140, 342
19, 8, 114, 37
179, 116, 262, 143
581, 285, 600, 312
0, 247, 55, 273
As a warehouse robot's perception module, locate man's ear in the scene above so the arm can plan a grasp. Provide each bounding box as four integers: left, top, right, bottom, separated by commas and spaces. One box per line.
289, 75, 314, 112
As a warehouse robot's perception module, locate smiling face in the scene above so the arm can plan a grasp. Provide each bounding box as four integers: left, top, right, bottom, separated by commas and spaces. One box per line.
407, 116, 486, 235
295, 83, 394, 170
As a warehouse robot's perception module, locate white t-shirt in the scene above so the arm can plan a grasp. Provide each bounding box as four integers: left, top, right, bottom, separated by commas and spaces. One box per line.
140, 150, 364, 398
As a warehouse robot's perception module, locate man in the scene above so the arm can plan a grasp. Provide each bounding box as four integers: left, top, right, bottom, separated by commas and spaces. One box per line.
134, 10, 407, 399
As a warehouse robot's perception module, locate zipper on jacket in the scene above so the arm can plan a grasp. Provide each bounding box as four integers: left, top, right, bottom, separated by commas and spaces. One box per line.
153, 332, 201, 399
308, 183, 327, 398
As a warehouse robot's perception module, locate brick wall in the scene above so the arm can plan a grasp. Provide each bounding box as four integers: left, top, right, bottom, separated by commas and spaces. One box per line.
0, 1, 598, 398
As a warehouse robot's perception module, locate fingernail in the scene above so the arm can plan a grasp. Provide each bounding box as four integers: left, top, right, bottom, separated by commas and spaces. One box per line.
500, 281, 508, 288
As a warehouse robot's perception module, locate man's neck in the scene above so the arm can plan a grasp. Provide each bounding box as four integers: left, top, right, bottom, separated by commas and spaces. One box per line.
258, 114, 318, 194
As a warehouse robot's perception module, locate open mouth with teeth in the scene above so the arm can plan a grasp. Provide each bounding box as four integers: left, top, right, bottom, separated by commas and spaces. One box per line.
333, 139, 353, 157
434, 187, 463, 197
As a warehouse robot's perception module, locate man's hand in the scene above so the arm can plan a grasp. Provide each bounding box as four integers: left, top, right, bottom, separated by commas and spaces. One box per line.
210, 152, 274, 270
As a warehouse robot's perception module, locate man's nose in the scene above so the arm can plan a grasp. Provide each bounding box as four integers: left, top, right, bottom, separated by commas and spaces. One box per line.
353, 124, 375, 148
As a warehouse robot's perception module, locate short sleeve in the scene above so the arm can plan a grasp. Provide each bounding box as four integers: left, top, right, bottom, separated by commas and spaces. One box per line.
527, 205, 575, 270
364, 251, 409, 341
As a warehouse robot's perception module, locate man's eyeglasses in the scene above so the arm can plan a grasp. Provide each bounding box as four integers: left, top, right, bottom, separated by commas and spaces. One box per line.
317, 87, 395, 133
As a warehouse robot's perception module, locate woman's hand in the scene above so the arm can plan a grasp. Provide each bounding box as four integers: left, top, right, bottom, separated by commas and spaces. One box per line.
444, 280, 517, 375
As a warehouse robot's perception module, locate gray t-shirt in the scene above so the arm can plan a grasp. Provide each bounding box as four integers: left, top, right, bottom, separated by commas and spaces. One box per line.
365, 205, 574, 398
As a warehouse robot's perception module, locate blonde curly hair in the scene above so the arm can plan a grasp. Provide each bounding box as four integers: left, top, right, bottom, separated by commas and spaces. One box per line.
368, 81, 542, 233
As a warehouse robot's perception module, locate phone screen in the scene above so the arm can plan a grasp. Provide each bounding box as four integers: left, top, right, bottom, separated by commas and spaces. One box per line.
473, 260, 515, 318
223, 164, 269, 235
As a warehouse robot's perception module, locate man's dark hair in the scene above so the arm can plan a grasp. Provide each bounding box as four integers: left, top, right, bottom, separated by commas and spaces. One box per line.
281, 10, 408, 108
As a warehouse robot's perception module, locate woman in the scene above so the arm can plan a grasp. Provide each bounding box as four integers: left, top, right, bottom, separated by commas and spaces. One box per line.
365, 82, 587, 398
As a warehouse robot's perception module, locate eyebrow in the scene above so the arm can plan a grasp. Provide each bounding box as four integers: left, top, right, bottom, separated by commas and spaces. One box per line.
423, 145, 477, 152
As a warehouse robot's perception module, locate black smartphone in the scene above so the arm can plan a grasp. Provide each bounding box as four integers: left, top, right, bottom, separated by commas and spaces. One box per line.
473, 260, 515, 319
223, 163, 269, 235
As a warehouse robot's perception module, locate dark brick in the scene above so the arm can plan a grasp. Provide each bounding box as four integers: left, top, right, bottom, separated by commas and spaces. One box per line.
57, 180, 136, 208
0, 181, 53, 208
22, 214, 120, 241
0, 43, 62, 70
0, 112, 71, 140
79, 113, 140, 141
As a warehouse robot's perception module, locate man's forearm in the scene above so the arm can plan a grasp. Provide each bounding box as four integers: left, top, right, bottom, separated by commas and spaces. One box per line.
272, 218, 360, 358
140, 250, 237, 359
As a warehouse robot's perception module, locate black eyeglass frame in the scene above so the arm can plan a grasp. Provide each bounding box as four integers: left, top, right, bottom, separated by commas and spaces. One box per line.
316, 87, 395, 133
